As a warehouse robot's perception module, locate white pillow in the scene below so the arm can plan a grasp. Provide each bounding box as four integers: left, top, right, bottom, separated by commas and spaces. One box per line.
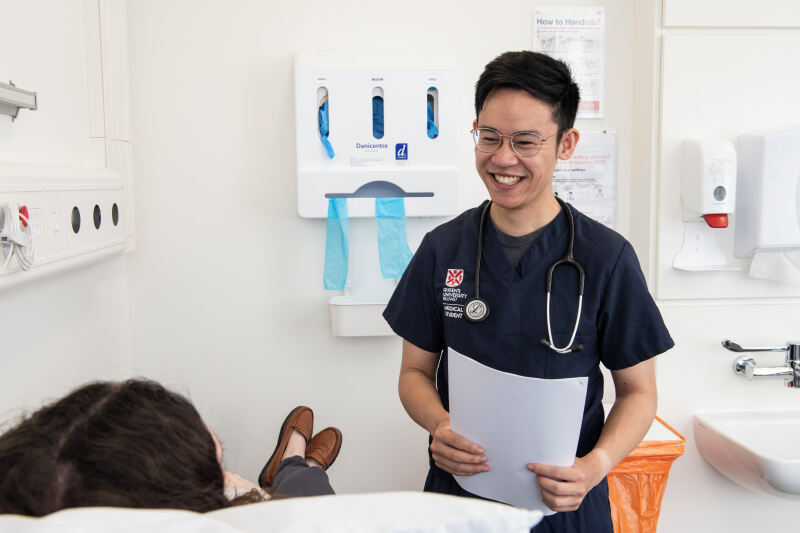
0, 491, 543, 533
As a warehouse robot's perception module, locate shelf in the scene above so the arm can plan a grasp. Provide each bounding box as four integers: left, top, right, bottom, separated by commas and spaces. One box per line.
0, 81, 37, 120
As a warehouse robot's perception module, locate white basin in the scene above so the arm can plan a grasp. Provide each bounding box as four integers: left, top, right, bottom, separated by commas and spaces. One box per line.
694, 410, 800, 498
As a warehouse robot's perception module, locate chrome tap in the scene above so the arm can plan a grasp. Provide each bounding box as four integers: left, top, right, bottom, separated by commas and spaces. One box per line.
722, 340, 800, 388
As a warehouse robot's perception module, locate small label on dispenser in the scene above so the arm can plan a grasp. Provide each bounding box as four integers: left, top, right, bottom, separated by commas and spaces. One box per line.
351, 140, 390, 166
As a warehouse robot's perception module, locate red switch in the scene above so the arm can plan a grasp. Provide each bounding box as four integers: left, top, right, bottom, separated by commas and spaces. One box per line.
19, 205, 29, 227
702, 213, 728, 228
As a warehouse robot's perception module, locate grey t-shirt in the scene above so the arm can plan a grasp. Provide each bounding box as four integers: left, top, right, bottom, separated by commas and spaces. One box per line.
494, 225, 544, 268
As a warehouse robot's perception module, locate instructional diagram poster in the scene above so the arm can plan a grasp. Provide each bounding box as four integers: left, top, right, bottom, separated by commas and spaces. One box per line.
553, 131, 617, 228
533, 6, 605, 118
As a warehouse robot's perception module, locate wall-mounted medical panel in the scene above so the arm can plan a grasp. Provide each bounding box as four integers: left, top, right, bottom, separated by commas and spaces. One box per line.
0, 162, 126, 290
295, 52, 459, 218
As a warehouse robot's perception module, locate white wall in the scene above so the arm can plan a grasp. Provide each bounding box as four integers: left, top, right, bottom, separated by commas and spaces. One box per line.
4, 0, 800, 531
656, 303, 799, 532
0, 1, 133, 424
649, 1, 800, 530
0, 1, 96, 167
125, 0, 636, 495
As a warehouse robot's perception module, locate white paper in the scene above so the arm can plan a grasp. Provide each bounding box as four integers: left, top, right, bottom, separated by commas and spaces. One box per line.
553, 131, 617, 228
749, 250, 800, 285
448, 348, 588, 513
533, 7, 605, 119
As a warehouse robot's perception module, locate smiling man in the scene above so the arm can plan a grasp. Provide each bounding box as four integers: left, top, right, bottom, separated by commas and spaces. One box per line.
383, 51, 673, 533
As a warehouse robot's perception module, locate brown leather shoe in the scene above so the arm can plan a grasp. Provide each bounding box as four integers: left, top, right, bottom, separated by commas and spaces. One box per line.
258, 406, 313, 488
305, 427, 342, 470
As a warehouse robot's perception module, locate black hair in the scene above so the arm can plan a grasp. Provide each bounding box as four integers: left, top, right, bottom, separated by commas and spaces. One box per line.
475, 51, 580, 143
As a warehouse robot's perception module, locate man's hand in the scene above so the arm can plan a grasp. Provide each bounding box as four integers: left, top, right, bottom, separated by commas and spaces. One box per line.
527, 454, 606, 512
399, 340, 490, 477
430, 417, 490, 476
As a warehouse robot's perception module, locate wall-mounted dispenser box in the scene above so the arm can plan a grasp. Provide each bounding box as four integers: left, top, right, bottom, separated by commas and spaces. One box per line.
295, 52, 459, 218
681, 139, 736, 228
734, 128, 800, 257
673, 139, 738, 271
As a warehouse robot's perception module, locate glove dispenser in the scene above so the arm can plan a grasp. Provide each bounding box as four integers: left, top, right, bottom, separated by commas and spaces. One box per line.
295, 51, 459, 219
295, 52, 460, 335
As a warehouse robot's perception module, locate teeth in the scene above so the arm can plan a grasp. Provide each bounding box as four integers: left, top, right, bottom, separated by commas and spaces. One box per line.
494, 174, 521, 185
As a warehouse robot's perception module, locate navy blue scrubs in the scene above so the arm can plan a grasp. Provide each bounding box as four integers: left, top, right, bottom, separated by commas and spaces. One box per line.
384, 201, 673, 533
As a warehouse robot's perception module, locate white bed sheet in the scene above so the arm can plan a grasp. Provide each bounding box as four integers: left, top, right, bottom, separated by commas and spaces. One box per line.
0, 491, 543, 533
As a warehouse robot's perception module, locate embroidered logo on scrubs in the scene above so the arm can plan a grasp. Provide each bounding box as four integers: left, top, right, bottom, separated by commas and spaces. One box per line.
445, 269, 464, 287
442, 271, 467, 319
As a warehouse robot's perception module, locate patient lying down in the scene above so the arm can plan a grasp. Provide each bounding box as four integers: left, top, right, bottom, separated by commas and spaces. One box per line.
0, 379, 341, 516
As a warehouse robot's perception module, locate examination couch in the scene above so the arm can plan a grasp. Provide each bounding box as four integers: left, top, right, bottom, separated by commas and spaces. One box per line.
0, 491, 542, 532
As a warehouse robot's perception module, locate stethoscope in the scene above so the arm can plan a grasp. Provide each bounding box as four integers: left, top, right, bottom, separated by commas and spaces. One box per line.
462, 196, 585, 353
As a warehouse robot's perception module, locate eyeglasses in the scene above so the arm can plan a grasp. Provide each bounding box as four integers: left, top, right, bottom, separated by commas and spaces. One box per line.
471, 127, 560, 158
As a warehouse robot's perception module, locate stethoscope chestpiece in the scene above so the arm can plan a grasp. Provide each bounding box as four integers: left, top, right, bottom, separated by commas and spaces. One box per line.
464, 297, 490, 323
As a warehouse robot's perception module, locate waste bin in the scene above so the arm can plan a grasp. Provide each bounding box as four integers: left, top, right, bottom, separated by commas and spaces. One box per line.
607, 416, 685, 533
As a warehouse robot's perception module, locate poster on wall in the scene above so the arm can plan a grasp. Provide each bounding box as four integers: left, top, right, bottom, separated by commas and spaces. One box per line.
532, 6, 605, 119
553, 131, 616, 228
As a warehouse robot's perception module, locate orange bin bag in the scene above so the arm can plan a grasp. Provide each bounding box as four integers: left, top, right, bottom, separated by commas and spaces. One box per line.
607, 416, 686, 533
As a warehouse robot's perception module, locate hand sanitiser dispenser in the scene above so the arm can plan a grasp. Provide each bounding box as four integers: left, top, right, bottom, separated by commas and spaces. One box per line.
680, 139, 737, 228
734, 128, 800, 284
673, 139, 738, 271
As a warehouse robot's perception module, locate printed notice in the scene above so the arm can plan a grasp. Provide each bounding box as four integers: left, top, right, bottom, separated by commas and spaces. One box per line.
553, 131, 617, 228
533, 7, 605, 118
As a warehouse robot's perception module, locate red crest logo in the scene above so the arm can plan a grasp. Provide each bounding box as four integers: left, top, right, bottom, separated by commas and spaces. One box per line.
445, 269, 464, 287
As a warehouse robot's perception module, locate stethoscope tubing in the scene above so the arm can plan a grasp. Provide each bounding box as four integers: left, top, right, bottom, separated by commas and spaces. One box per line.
465, 197, 585, 353
473, 201, 491, 301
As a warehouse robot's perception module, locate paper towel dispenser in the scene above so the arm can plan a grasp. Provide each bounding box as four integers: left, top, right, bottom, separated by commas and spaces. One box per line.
734, 128, 800, 257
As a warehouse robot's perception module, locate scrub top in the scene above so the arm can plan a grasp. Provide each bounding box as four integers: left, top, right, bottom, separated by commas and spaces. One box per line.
383, 200, 674, 533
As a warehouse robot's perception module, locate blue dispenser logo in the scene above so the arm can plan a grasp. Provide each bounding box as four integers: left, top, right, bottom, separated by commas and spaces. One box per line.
395, 143, 408, 160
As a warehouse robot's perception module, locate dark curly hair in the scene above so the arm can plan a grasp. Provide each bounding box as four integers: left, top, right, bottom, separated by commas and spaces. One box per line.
0, 379, 259, 516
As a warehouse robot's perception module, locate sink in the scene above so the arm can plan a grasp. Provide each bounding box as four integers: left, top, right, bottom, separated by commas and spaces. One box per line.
694, 410, 800, 498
